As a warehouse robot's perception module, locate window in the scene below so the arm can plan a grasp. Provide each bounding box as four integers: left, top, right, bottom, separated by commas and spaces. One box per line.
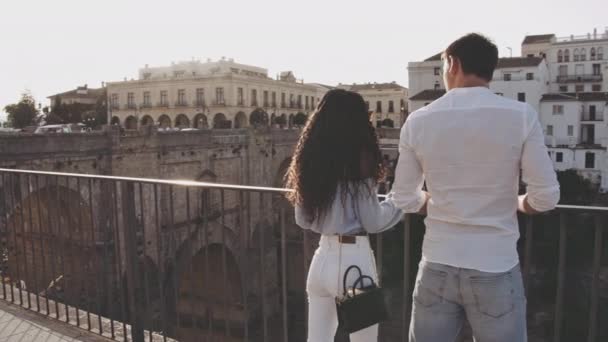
143, 91, 150, 107
400, 99, 405, 112
573, 49, 579, 62
297, 95, 302, 108
434, 67, 440, 76
281, 93, 286, 108
289, 94, 295, 108
376, 101, 382, 113
503, 73, 511, 81
237, 88, 244, 106
592, 84, 602, 92
177, 89, 185, 105
559, 86, 568, 92
546, 125, 553, 136
263, 91, 269, 107
593, 64, 601, 75
388, 100, 394, 113
127, 92, 134, 108
591, 47, 596, 60
580, 48, 586, 61
567, 125, 574, 136
575, 84, 584, 92
196, 88, 205, 106
526, 73, 534, 80
556, 152, 563, 163
160, 90, 167, 106
590, 105, 596, 117
111, 93, 119, 109
598, 47, 604, 60
564, 49, 570, 62
553, 105, 564, 115
215, 87, 225, 105
251, 89, 257, 106
557, 50, 563, 63
311, 97, 315, 109
271, 92, 277, 107
517, 93, 526, 102
305, 96, 309, 110
434, 82, 440, 90
585, 152, 595, 169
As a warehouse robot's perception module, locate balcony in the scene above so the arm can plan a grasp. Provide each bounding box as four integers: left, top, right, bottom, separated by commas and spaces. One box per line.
125, 103, 137, 110
211, 100, 226, 106
110, 104, 120, 110
556, 74, 603, 83
140, 103, 152, 109
193, 100, 206, 108
156, 102, 169, 108
581, 111, 604, 122
263, 102, 270, 108
175, 101, 188, 107
1, 168, 607, 341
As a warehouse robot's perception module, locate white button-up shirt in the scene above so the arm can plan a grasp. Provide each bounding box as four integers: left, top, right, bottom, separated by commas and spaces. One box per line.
391, 87, 560, 272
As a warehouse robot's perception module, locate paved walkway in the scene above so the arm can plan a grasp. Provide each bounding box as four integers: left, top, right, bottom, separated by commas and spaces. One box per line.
0, 300, 111, 342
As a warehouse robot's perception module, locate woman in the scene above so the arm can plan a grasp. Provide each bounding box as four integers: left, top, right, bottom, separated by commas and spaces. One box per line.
285, 89, 403, 342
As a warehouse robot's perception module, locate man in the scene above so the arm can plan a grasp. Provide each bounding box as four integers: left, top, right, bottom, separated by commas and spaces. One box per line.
390, 33, 560, 341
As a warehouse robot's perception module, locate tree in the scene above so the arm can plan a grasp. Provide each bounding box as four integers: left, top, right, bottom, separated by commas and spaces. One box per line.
293, 112, 307, 126
556, 169, 597, 205
4, 92, 38, 128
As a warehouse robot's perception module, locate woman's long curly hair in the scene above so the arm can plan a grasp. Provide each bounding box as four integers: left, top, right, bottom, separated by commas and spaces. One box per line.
285, 89, 384, 223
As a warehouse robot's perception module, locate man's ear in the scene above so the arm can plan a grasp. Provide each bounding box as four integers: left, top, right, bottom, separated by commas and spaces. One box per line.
448, 55, 459, 75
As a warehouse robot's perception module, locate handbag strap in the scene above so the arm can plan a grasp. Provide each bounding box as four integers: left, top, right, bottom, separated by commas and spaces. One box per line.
337, 234, 342, 299
353, 275, 376, 291
342, 265, 363, 296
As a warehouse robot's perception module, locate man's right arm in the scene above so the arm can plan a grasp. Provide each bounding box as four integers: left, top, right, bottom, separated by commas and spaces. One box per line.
389, 116, 428, 214
520, 106, 560, 214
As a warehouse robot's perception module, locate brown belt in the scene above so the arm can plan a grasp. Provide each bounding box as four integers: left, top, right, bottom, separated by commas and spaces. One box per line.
338, 235, 360, 244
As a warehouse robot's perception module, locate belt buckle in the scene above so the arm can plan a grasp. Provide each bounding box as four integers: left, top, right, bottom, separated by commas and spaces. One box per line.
338, 235, 356, 244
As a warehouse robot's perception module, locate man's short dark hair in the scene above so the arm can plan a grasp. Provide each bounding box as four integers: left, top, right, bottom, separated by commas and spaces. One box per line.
444, 33, 498, 82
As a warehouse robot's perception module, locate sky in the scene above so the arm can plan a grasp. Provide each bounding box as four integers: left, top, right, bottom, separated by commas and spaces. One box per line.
1, 0, 606, 122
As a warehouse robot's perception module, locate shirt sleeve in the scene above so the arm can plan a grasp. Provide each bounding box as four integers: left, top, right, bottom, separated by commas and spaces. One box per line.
521, 105, 560, 212
354, 180, 404, 233
294, 205, 312, 230
389, 116, 427, 213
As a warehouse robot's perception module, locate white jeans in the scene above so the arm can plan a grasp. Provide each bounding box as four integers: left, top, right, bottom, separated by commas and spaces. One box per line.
306, 235, 379, 342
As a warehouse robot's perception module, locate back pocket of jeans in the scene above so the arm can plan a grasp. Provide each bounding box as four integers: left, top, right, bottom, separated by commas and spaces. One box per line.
470, 272, 515, 318
413, 267, 447, 307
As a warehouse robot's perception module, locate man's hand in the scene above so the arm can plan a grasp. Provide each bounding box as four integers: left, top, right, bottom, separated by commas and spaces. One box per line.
518, 194, 540, 215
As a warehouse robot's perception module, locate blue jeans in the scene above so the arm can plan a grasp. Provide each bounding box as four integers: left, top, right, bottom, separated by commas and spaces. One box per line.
409, 260, 527, 342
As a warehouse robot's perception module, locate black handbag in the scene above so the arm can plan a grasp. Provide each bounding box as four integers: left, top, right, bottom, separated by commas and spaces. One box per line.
335, 260, 389, 333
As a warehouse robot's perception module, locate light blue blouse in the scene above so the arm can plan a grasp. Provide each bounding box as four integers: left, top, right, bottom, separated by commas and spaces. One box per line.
294, 179, 404, 235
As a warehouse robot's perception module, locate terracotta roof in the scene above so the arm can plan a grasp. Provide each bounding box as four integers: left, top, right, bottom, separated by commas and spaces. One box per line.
348, 82, 406, 91
48, 87, 105, 99
409, 89, 446, 101
541, 92, 608, 102
424, 52, 443, 61
522, 34, 555, 45
496, 57, 544, 69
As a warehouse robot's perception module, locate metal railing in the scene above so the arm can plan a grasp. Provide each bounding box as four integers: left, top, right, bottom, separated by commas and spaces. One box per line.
556, 74, 603, 83
0, 168, 606, 342
581, 111, 604, 121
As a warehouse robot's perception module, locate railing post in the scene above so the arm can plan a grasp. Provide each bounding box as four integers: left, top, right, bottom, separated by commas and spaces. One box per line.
121, 182, 144, 342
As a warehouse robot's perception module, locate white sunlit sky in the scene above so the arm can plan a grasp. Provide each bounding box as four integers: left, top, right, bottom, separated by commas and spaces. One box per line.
0, 0, 606, 122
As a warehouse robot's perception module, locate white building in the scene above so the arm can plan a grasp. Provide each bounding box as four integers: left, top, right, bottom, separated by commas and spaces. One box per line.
48, 85, 105, 107
408, 54, 548, 113
106, 58, 318, 129
540, 92, 608, 186
491, 57, 549, 113
339, 82, 408, 128
407, 53, 445, 112
521, 29, 608, 93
